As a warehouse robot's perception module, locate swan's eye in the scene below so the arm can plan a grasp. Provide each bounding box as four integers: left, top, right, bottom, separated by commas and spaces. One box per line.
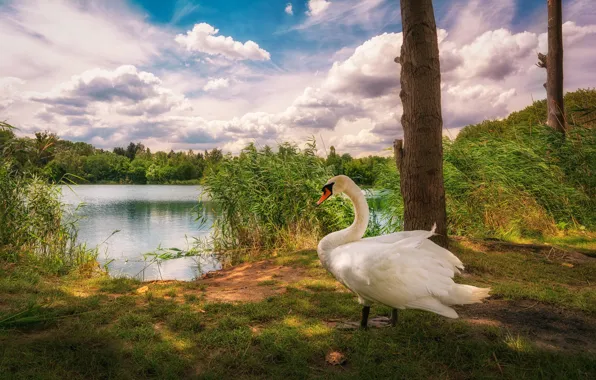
321, 182, 334, 193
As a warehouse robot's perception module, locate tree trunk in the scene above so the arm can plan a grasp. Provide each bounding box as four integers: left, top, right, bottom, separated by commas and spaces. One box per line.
546, 0, 565, 133
398, 0, 448, 248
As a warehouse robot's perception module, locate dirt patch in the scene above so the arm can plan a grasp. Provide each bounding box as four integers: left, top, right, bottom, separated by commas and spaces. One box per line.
197, 259, 310, 302
456, 299, 596, 353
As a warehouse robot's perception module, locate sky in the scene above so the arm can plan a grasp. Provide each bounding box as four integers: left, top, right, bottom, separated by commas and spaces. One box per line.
1, 0, 595, 157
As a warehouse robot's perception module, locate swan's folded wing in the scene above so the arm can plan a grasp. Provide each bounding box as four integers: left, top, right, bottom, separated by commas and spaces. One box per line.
359, 230, 464, 273
360, 231, 423, 244
328, 237, 463, 307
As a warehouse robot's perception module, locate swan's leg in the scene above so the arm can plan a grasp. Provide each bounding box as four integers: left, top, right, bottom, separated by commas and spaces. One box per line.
391, 309, 398, 327
360, 306, 370, 329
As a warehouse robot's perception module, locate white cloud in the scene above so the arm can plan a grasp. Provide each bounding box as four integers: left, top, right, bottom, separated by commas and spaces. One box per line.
28, 65, 190, 118
307, 0, 331, 17
324, 32, 401, 98
285, 3, 293, 15
442, 0, 516, 45
175, 23, 271, 61
171, 0, 200, 24
203, 78, 230, 91
3, 0, 596, 156
0, 0, 165, 84
293, 0, 390, 34
538, 21, 596, 51
0, 77, 26, 112
454, 29, 538, 80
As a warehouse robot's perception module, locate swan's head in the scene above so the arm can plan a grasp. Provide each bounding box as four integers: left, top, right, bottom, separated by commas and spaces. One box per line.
316, 175, 352, 205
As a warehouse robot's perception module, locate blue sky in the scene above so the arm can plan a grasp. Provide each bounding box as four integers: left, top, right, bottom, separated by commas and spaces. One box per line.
1, 0, 595, 155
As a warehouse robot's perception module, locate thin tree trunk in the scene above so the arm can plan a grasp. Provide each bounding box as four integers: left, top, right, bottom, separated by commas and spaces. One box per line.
546, 0, 565, 133
398, 0, 448, 248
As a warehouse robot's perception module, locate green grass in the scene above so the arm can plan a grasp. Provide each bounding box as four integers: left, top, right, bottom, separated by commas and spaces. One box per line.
376, 89, 596, 241
1, 241, 595, 379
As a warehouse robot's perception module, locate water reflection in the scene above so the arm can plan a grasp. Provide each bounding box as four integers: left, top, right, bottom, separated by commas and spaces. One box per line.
59, 185, 393, 282
60, 185, 220, 281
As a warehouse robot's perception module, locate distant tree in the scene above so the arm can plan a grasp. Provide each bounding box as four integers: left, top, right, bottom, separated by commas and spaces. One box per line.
33, 131, 58, 167
113, 146, 126, 157
396, 0, 448, 247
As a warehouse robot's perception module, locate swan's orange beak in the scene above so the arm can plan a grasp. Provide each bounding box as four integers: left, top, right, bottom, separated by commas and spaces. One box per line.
317, 187, 332, 206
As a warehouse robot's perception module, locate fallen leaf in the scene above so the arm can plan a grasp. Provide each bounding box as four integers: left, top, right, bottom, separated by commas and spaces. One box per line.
136, 286, 149, 294
561, 263, 574, 268
325, 351, 346, 366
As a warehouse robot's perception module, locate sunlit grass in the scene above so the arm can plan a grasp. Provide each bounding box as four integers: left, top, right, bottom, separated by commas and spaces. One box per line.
2, 241, 595, 378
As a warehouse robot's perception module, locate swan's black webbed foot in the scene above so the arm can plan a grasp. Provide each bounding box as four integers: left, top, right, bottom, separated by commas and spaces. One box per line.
391, 308, 399, 327
360, 306, 370, 330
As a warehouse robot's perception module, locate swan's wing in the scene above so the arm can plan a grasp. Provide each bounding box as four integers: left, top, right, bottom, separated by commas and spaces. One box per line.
361, 229, 464, 273
361, 230, 424, 244
328, 233, 464, 309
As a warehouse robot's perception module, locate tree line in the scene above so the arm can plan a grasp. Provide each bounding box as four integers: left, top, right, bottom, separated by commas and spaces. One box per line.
0, 128, 390, 186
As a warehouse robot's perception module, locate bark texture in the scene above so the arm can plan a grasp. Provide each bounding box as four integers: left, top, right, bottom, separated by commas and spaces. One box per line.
546, 0, 565, 133
398, 0, 448, 248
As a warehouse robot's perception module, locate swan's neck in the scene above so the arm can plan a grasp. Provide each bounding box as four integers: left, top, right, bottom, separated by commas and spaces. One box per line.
318, 182, 369, 264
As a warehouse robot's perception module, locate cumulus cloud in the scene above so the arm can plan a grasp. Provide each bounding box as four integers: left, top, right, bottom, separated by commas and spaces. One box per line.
285, 3, 293, 15
175, 23, 271, 61
307, 0, 331, 16
203, 78, 230, 91
28, 65, 190, 118
454, 29, 538, 80
324, 33, 401, 98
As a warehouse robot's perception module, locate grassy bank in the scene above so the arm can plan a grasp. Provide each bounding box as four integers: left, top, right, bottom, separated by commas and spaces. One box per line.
1, 241, 595, 379
377, 89, 596, 241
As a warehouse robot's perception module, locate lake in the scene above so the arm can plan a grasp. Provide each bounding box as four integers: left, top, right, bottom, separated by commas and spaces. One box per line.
60, 185, 392, 281
60, 185, 221, 281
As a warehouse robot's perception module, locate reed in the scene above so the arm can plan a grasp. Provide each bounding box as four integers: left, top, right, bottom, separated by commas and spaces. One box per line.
200, 139, 354, 262
0, 122, 97, 274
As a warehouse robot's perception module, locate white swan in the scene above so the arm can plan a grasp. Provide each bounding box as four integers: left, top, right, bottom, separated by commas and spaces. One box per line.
316, 175, 490, 328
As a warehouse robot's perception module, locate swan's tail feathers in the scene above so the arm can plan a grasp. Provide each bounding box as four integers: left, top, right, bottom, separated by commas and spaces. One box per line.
441, 284, 491, 306
430, 222, 437, 235
406, 297, 459, 319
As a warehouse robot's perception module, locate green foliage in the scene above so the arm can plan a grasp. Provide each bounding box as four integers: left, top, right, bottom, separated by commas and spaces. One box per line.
0, 131, 216, 184
324, 145, 389, 186
377, 88, 596, 239
202, 140, 354, 259
0, 123, 97, 274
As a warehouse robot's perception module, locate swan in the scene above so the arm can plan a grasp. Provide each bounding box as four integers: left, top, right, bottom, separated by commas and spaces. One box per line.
316, 175, 490, 329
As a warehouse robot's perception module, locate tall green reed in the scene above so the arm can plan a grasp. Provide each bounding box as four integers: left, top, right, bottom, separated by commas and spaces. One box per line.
1, 122, 97, 274
200, 139, 354, 262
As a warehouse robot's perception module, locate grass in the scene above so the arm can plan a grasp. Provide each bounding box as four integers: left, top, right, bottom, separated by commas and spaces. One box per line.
1, 242, 595, 379
376, 89, 596, 241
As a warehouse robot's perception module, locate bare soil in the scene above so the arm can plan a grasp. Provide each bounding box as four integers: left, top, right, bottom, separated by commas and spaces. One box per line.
198, 259, 311, 302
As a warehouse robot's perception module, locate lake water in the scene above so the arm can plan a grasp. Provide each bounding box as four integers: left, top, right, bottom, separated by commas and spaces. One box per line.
60, 185, 392, 282
60, 185, 221, 281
